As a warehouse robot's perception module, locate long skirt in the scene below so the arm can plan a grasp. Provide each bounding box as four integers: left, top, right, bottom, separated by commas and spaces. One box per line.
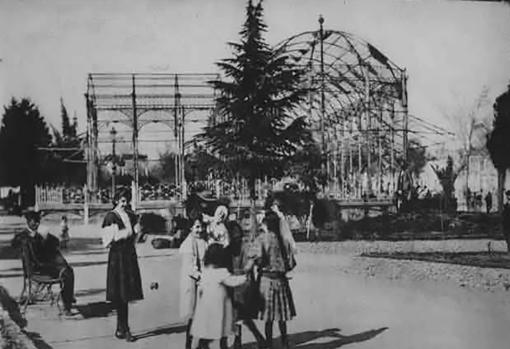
106, 239, 143, 303
258, 275, 296, 322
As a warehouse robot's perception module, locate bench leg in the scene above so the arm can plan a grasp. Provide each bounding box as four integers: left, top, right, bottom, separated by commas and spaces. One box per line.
19, 277, 27, 303
22, 279, 32, 314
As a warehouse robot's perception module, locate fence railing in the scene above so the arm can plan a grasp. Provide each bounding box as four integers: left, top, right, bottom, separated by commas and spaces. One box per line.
35, 180, 396, 207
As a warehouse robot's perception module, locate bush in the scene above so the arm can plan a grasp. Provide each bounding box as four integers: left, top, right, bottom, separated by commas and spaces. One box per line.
336, 211, 502, 241
139, 213, 167, 234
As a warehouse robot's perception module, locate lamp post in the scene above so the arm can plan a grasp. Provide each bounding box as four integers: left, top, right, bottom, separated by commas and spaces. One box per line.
318, 14, 328, 191
110, 126, 117, 200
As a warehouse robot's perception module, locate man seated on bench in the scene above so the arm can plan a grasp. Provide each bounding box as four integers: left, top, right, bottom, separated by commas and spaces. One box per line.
11, 211, 76, 316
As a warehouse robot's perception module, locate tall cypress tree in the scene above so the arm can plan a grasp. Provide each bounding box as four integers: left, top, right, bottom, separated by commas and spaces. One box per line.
487, 84, 510, 213
60, 97, 73, 141
201, 0, 310, 201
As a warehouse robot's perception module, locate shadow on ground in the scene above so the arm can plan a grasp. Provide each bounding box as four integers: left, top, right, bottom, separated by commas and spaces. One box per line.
240, 327, 388, 349
134, 323, 187, 340
25, 331, 53, 349
75, 301, 114, 319
75, 288, 106, 298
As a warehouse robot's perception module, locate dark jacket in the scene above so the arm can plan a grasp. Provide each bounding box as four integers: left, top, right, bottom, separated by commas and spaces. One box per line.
11, 228, 68, 276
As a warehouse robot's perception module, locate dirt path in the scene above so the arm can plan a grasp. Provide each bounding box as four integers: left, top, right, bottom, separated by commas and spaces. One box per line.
1, 218, 510, 348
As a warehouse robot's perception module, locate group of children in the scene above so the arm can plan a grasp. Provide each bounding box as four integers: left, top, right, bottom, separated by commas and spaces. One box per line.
179, 203, 295, 349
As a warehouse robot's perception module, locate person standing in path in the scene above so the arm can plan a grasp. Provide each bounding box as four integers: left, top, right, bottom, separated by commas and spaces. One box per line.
101, 190, 143, 342
224, 220, 265, 349
179, 218, 208, 349
191, 243, 247, 349
250, 210, 297, 349
485, 191, 493, 214
59, 215, 70, 249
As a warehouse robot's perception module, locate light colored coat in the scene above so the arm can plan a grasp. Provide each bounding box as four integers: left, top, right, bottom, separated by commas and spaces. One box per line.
178, 234, 207, 320
190, 267, 246, 340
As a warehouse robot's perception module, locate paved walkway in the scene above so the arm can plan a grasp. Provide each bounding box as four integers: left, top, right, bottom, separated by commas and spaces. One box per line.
1, 217, 510, 348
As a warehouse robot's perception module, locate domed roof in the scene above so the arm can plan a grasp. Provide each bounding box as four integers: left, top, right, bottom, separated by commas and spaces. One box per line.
275, 30, 406, 126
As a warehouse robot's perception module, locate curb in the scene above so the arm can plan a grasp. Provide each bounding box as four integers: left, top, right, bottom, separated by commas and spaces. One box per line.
0, 287, 36, 349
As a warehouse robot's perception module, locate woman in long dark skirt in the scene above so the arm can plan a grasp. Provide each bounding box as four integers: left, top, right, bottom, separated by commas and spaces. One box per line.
101, 190, 144, 342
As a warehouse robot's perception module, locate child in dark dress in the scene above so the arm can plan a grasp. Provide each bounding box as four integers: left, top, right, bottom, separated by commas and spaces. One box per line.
224, 220, 265, 349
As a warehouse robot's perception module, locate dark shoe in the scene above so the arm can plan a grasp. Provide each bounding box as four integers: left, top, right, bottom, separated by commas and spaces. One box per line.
258, 340, 270, 349
62, 309, 75, 317
125, 330, 135, 342
115, 330, 126, 339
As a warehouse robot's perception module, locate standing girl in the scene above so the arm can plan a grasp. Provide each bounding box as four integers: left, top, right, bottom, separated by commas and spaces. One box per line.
101, 190, 143, 342
251, 210, 297, 349
179, 218, 208, 349
191, 243, 247, 349
60, 215, 70, 249
224, 220, 265, 349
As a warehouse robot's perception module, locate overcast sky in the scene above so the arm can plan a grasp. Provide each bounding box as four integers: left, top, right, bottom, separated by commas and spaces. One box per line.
1, 0, 509, 156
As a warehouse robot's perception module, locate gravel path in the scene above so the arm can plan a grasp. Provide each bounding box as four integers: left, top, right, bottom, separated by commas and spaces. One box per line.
298, 240, 510, 293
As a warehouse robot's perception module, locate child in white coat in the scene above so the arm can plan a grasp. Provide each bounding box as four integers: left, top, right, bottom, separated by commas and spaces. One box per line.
191, 243, 247, 349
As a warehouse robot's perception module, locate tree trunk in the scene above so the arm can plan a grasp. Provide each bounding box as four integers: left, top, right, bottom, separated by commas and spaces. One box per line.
497, 169, 506, 214
249, 175, 257, 240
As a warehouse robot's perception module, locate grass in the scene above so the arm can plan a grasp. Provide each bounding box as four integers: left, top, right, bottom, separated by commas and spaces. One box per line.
362, 251, 510, 270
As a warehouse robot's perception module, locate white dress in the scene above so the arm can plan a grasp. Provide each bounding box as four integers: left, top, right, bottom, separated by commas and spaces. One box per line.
191, 267, 246, 340
179, 234, 207, 320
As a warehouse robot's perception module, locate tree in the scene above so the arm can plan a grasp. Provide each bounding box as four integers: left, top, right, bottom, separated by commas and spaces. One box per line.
0, 98, 53, 206
487, 84, 510, 212
431, 155, 458, 211
152, 151, 178, 184
446, 87, 491, 194
50, 99, 85, 185
199, 0, 310, 208
407, 138, 428, 179
184, 146, 225, 182
284, 141, 323, 193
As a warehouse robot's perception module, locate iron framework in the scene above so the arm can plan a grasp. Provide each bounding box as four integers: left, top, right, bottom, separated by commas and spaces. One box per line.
275, 26, 409, 199
85, 25, 409, 202
85, 73, 219, 201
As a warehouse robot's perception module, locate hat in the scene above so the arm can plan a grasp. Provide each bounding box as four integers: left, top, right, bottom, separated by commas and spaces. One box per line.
23, 210, 41, 222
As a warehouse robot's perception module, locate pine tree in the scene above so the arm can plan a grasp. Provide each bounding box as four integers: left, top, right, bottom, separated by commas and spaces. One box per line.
201, 0, 311, 201
0, 98, 53, 205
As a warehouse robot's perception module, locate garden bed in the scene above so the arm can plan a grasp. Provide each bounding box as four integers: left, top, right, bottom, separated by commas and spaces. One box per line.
308, 211, 505, 241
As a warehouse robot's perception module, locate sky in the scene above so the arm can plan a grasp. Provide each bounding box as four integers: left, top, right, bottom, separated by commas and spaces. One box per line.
1, 0, 509, 158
